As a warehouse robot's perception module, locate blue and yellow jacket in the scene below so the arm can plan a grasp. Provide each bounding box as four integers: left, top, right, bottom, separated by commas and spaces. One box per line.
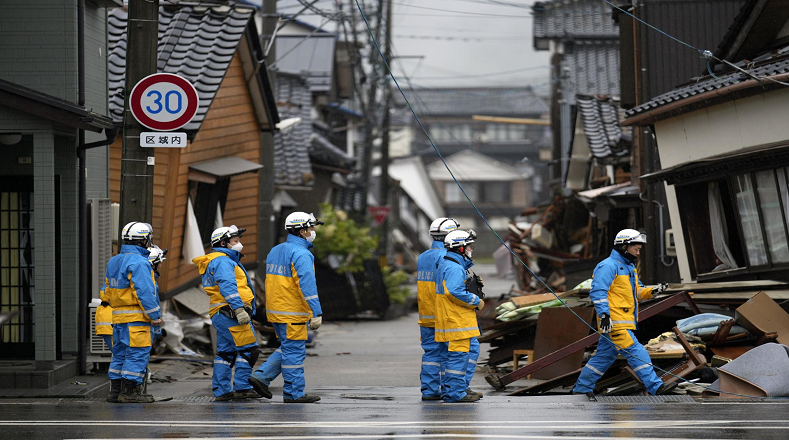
193, 248, 256, 317
104, 245, 161, 324
265, 234, 322, 324
434, 251, 481, 342
590, 250, 655, 331
94, 286, 113, 336
416, 240, 445, 328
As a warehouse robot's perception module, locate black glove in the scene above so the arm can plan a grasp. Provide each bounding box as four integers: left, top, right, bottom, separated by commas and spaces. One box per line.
598, 313, 612, 334
653, 282, 669, 295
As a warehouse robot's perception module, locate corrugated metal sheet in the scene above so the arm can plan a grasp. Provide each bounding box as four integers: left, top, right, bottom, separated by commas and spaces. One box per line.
638, 0, 746, 100
107, 6, 252, 133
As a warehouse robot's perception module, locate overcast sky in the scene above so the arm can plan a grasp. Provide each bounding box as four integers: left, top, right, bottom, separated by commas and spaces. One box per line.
275, 0, 551, 90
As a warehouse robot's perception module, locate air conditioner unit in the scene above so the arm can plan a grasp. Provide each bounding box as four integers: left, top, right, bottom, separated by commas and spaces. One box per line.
88, 298, 112, 358
90, 199, 114, 300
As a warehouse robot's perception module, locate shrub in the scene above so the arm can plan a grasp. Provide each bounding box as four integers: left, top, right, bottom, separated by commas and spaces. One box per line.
312, 203, 377, 273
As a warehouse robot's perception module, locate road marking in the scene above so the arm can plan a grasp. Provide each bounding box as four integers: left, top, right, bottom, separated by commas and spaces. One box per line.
66, 436, 728, 440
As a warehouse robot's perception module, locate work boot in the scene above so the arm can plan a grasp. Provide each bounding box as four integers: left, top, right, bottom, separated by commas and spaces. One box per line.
117, 378, 155, 403
445, 393, 481, 403
421, 395, 442, 401
572, 390, 596, 399
466, 388, 483, 399
283, 394, 321, 403
106, 379, 122, 403
655, 382, 678, 395
214, 392, 235, 402
234, 389, 262, 399
248, 376, 273, 399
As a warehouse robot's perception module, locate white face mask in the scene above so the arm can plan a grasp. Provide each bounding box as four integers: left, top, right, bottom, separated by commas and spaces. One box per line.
306, 230, 316, 242
465, 248, 473, 259
230, 242, 243, 252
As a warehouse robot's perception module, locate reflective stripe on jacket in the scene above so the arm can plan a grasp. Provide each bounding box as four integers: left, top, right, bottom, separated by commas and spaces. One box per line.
416, 240, 445, 327
265, 234, 322, 323
434, 251, 481, 342
192, 248, 256, 317
590, 250, 655, 331
104, 245, 161, 324
94, 286, 113, 336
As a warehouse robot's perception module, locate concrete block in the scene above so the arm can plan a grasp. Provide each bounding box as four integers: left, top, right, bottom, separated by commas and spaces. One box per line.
13, 373, 31, 388
0, 373, 14, 389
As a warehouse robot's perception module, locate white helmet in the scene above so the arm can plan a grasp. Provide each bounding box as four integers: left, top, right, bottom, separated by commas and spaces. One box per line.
614, 229, 647, 246
148, 245, 168, 265
444, 229, 475, 250
285, 211, 324, 231
429, 217, 460, 237
121, 222, 153, 243
211, 225, 246, 247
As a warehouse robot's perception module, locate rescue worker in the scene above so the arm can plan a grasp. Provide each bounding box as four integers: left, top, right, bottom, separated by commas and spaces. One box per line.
572, 229, 674, 397
192, 225, 260, 401
148, 246, 167, 343
463, 230, 484, 400
104, 222, 162, 403
435, 230, 484, 403
417, 217, 459, 401
250, 212, 324, 403
94, 284, 115, 401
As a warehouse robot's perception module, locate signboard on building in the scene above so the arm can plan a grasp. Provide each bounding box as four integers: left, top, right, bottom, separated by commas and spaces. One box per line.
129, 73, 199, 131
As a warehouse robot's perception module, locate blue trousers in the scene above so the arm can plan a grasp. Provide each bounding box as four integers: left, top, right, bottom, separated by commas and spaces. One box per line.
439, 338, 471, 402
101, 335, 113, 352
211, 313, 257, 397
252, 322, 307, 400
466, 336, 479, 389
574, 329, 663, 395
420, 326, 442, 398
108, 322, 153, 384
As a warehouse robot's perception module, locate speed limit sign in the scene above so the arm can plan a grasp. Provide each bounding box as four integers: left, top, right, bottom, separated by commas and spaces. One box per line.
129, 73, 199, 131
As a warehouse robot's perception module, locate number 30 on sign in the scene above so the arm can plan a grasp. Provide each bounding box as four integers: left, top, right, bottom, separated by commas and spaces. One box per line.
129, 73, 199, 131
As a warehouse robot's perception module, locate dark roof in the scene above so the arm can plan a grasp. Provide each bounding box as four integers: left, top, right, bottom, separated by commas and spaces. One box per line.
713, 0, 789, 66
625, 49, 789, 123
564, 41, 620, 101
108, 6, 253, 133
310, 131, 356, 171
398, 88, 549, 117
273, 72, 314, 187
532, 0, 618, 44
0, 78, 114, 133
189, 156, 263, 178
576, 95, 630, 159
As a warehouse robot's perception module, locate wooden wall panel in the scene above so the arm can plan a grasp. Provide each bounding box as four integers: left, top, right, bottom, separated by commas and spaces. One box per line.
108, 53, 263, 297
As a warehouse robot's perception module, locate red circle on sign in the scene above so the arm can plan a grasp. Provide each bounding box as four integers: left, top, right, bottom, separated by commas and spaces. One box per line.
129, 73, 199, 131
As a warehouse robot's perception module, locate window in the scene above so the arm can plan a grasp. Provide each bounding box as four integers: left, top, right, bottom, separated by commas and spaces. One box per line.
483, 182, 510, 203
677, 166, 789, 279
445, 182, 478, 203
189, 179, 230, 245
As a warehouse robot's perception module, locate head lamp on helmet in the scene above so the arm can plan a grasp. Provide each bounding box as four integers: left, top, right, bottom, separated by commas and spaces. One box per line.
147, 245, 168, 265
285, 211, 324, 232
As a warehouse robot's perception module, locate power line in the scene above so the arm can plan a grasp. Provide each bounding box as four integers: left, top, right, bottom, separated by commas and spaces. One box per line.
387, 0, 532, 18
394, 34, 532, 41
402, 66, 549, 80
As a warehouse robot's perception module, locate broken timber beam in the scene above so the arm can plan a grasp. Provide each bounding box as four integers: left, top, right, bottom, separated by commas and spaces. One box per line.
486, 291, 699, 391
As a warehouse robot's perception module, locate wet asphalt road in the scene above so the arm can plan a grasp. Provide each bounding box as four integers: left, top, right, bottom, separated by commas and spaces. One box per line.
2, 265, 788, 439
3, 394, 789, 439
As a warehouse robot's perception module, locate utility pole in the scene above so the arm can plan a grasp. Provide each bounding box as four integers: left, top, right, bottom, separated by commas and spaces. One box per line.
119, 0, 159, 237
258, 0, 277, 278
358, 0, 385, 216
377, 0, 392, 260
